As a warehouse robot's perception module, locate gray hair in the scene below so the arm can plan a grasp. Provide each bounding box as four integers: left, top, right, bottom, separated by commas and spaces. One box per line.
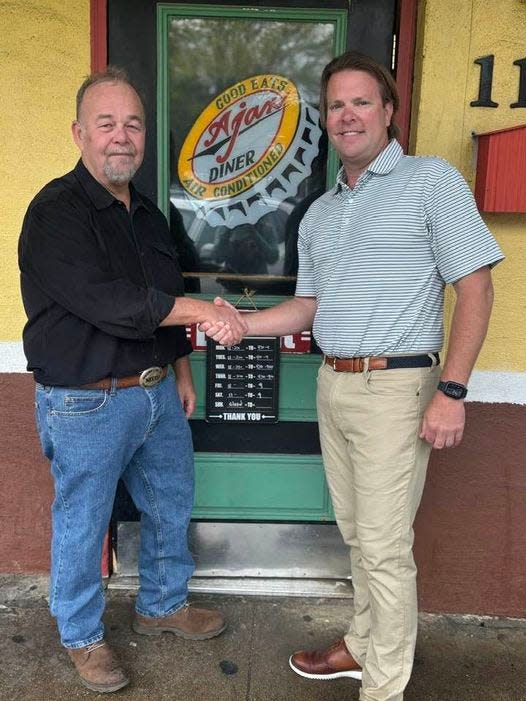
75, 66, 143, 120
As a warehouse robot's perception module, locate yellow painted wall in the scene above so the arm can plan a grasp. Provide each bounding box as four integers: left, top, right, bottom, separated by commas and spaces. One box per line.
412, 0, 526, 371
0, 0, 90, 340
1, 0, 523, 373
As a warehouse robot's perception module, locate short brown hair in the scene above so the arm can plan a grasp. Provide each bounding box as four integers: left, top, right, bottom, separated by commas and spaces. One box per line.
319, 51, 400, 140
75, 66, 142, 120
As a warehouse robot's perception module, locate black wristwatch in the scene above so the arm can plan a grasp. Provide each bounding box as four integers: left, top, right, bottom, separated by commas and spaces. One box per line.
437, 380, 468, 400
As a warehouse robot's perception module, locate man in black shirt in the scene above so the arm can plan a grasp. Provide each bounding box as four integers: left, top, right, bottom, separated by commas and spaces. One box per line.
18, 67, 245, 693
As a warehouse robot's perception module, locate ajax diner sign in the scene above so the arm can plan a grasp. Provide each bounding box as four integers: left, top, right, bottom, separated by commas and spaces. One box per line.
178, 74, 321, 228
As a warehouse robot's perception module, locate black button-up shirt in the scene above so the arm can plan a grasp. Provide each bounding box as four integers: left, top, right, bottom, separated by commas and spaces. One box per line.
19, 160, 192, 386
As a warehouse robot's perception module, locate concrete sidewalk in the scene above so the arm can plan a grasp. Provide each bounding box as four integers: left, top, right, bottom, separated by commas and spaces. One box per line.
1, 575, 525, 701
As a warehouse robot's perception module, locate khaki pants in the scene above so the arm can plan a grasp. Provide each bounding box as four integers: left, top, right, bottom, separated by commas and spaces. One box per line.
316, 360, 441, 701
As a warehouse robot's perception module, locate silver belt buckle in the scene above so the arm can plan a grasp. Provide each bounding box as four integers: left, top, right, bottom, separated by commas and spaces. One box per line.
139, 366, 163, 388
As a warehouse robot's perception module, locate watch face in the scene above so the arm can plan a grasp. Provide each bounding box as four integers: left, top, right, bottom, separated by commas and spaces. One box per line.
440, 381, 467, 399
447, 383, 464, 398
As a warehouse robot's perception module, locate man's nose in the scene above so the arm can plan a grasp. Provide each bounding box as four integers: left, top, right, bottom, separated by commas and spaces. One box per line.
112, 125, 129, 142
341, 104, 357, 121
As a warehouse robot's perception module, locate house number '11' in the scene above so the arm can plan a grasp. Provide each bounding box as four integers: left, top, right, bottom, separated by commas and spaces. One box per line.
471, 55, 526, 108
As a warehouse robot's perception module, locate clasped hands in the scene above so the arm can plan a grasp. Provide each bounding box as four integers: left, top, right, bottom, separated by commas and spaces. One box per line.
200, 297, 247, 346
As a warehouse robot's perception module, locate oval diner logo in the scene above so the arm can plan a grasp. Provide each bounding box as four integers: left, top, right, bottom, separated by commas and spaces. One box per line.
178, 74, 321, 229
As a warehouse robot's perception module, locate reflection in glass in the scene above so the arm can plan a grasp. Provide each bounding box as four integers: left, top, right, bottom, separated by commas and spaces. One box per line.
168, 17, 334, 296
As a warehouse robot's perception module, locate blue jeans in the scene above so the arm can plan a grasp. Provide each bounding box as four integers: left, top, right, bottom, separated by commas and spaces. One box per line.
34, 369, 195, 649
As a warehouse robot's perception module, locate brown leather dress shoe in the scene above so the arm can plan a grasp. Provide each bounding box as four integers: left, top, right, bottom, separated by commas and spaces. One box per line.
67, 640, 129, 693
132, 602, 226, 640
289, 638, 362, 680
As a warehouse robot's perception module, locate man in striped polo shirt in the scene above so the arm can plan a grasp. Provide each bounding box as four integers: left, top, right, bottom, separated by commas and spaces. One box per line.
204, 51, 503, 700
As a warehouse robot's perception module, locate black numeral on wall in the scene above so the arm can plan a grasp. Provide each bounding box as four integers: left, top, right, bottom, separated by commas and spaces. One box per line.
511, 58, 526, 108
470, 55, 499, 107
470, 55, 526, 108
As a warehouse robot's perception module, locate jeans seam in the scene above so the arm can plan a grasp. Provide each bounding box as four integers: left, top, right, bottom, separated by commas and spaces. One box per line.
136, 457, 167, 616
144, 386, 159, 439
50, 461, 69, 617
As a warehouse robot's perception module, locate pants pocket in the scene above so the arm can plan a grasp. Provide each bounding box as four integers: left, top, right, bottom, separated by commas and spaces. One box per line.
49, 388, 109, 417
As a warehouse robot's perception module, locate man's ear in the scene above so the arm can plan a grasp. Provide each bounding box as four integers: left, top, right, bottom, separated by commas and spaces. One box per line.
384, 101, 394, 128
71, 120, 83, 149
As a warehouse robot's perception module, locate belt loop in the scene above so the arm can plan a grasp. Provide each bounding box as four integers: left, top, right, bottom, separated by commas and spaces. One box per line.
362, 357, 370, 373
427, 352, 438, 368
110, 377, 118, 396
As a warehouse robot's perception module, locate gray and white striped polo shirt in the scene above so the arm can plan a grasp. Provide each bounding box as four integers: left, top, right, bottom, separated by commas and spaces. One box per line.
295, 139, 504, 358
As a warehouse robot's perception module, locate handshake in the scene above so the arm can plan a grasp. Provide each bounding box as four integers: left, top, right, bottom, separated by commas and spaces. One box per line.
199, 297, 249, 347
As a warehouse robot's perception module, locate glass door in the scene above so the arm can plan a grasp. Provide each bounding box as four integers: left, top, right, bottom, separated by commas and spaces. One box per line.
158, 4, 346, 302
157, 3, 346, 523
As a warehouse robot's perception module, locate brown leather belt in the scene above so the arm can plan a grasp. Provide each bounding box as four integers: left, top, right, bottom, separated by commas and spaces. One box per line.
81, 366, 168, 390
324, 353, 439, 373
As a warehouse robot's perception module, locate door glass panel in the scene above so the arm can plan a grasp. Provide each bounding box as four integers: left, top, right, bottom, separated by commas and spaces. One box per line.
163, 11, 343, 297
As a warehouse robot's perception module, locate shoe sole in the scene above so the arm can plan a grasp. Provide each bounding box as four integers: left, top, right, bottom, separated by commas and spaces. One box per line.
289, 656, 362, 681
79, 677, 129, 693
132, 620, 226, 640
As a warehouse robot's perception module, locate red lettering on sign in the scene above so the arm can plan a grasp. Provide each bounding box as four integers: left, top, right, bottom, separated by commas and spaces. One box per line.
204, 94, 284, 164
